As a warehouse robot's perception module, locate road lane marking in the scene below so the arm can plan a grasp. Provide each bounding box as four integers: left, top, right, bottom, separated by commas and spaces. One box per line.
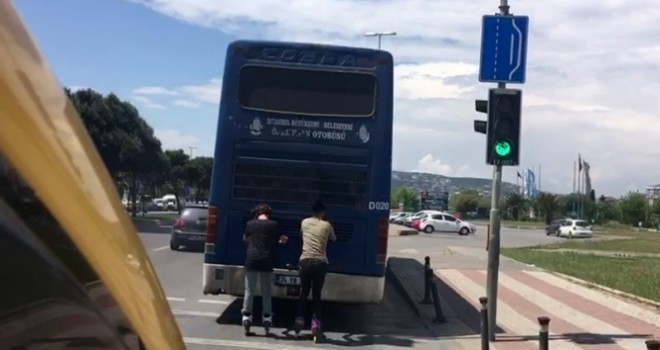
166, 297, 185, 302
171, 309, 218, 318
152, 245, 169, 251
183, 337, 318, 349
198, 299, 229, 304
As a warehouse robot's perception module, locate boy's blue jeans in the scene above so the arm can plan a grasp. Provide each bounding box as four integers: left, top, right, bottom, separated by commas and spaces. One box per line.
242, 270, 273, 317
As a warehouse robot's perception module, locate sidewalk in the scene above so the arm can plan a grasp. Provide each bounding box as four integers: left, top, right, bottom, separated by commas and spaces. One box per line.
388, 247, 660, 350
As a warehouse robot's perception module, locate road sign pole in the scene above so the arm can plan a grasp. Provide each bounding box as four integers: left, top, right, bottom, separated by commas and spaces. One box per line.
486, 0, 510, 341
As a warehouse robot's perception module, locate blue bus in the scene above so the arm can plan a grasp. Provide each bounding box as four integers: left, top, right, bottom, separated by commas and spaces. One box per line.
202, 40, 393, 304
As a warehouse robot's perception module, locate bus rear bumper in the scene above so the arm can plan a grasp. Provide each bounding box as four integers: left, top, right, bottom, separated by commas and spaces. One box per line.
203, 263, 385, 304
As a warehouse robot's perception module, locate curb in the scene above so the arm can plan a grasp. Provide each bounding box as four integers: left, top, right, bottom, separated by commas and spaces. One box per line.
385, 262, 438, 336
386, 263, 422, 318
501, 255, 660, 309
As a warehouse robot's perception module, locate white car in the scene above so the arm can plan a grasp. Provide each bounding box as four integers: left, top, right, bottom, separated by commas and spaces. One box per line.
419, 213, 476, 235
403, 210, 443, 227
557, 219, 593, 238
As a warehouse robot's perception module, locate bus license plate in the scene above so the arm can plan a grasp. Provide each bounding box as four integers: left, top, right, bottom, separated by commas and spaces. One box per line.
275, 275, 301, 286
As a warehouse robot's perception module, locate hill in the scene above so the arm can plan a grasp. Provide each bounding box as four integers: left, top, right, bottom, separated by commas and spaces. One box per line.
391, 170, 519, 197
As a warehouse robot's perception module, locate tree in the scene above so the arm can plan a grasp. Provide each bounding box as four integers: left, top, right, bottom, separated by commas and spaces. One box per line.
618, 192, 648, 225
595, 200, 621, 224
185, 156, 214, 201
391, 187, 417, 211
66, 88, 167, 215
452, 191, 480, 217
503, 193, 526, 220
536, 192, 561, 224
163, 149, 191, 213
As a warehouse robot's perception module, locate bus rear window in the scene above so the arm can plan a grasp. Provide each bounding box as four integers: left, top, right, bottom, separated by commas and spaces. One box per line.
238, 65, 376, 117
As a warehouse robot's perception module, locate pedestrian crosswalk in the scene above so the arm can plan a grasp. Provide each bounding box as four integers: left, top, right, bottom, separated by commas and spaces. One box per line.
437, 269, 660, 350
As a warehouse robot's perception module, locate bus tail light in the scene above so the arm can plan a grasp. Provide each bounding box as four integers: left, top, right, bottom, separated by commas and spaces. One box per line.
376, 217, 389, 264
205, 206, 218, 244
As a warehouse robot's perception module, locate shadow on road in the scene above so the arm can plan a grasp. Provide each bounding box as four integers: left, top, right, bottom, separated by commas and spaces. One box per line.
215, 278, 427, 347
387, 257, 505, 336
132, 219, 172, 234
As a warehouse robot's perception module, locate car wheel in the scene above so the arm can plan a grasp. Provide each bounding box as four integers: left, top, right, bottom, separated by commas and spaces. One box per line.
459, 227, 469, 235
423, 226, 434, 233
170, 241, 178, 250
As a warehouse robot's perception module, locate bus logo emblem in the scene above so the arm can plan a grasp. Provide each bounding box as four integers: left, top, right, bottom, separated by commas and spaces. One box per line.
358, 125, 370, 143
249, 117, 263, 136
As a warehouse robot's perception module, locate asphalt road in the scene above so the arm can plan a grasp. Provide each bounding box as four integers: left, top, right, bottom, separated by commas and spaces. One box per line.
138, 222, 570, 349
139, 231, 440, 350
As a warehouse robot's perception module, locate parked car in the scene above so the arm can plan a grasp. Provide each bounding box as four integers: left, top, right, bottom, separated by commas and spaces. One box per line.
389, 211, 407, 222
411, 217, 422, 231
403, 210, 442, 227
170, 204, 208, 251
391, 211, 412, 224
556, 219, 593, 238
545, 219, 565, 235
419, 212, 477, 235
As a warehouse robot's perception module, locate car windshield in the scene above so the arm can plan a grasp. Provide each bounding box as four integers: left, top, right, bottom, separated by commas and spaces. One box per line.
574, 220, 590, 227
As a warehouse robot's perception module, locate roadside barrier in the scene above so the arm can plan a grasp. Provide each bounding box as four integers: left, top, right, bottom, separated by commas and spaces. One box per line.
422, 256, 446, 323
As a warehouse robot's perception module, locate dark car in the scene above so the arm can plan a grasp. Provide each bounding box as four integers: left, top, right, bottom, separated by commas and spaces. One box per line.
545, 219, 565, 235
170, 205, 208, 251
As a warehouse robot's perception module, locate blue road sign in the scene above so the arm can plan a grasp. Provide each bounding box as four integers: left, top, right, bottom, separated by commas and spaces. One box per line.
479, 15, 529, 84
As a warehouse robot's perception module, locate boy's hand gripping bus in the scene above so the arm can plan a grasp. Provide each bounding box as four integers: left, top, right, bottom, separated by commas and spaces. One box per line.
203, 40, 393, 304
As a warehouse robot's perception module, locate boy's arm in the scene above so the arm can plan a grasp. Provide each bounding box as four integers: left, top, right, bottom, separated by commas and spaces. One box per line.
328, 223, 337, 242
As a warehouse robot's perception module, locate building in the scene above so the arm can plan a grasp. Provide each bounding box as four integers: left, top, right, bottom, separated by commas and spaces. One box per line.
645, 184, 660, 205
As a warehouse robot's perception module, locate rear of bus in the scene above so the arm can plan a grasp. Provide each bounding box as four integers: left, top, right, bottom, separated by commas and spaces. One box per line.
203, 40, 393, 304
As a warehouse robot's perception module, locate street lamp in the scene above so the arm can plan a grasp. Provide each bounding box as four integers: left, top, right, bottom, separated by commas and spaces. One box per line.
364, 31, 397, 49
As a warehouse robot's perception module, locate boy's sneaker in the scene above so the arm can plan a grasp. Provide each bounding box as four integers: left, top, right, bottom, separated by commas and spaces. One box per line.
262, 314, 273, 325
241, 313, 252, 325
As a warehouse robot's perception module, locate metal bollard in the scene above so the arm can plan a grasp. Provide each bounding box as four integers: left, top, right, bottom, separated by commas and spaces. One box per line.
429, 282, 446, 323
646, 339, 660, 350
538, 316, 550, 350
422, 256, 432, 304
479, 297, 489, 350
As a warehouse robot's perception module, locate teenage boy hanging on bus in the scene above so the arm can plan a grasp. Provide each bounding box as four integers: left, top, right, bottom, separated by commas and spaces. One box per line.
241, 203, 288, 331
293, 200, 336, 337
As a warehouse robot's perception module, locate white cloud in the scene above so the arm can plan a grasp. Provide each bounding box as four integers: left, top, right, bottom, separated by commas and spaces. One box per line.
127, 0, 660, 196
178, 78, 222, 104
173, 99, 201, 108
132, 78, 222, 108
131, 96, 165, 109
416, 154, 473, 177
154, 129, 200, 150
133, 86, 179, 96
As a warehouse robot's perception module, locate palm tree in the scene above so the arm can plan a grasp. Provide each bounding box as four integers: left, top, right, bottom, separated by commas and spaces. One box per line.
536, 192, 561, 224
503, 193, 526, 220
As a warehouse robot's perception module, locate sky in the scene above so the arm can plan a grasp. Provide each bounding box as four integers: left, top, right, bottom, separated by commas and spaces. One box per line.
13, 0, 660, 197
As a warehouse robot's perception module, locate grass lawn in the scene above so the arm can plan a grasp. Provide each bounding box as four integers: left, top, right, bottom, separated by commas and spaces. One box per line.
541, 231, 660, 254
502, 248, 660, 303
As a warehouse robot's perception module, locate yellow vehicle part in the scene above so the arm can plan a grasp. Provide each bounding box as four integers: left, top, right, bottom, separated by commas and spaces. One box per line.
0, 2, 185, 349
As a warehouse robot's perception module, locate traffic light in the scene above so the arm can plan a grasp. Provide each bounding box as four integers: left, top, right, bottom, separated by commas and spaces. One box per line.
474, 99, 488, 134
486, 88, 522, 166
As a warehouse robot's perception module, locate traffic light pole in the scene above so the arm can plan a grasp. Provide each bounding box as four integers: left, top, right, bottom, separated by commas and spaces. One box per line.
486, 0, 510, 341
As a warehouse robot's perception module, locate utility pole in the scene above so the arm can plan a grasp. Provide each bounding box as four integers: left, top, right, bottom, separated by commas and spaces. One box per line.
364, 31, 397, 49
188, 146, 197, 158
487, 0, 508, 341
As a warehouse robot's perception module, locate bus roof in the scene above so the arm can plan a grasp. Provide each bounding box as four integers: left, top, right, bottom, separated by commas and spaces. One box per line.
228, 39, 394, 60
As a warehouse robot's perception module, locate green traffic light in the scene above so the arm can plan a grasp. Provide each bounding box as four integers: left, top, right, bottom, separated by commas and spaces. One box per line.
494, 141, 511, 157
